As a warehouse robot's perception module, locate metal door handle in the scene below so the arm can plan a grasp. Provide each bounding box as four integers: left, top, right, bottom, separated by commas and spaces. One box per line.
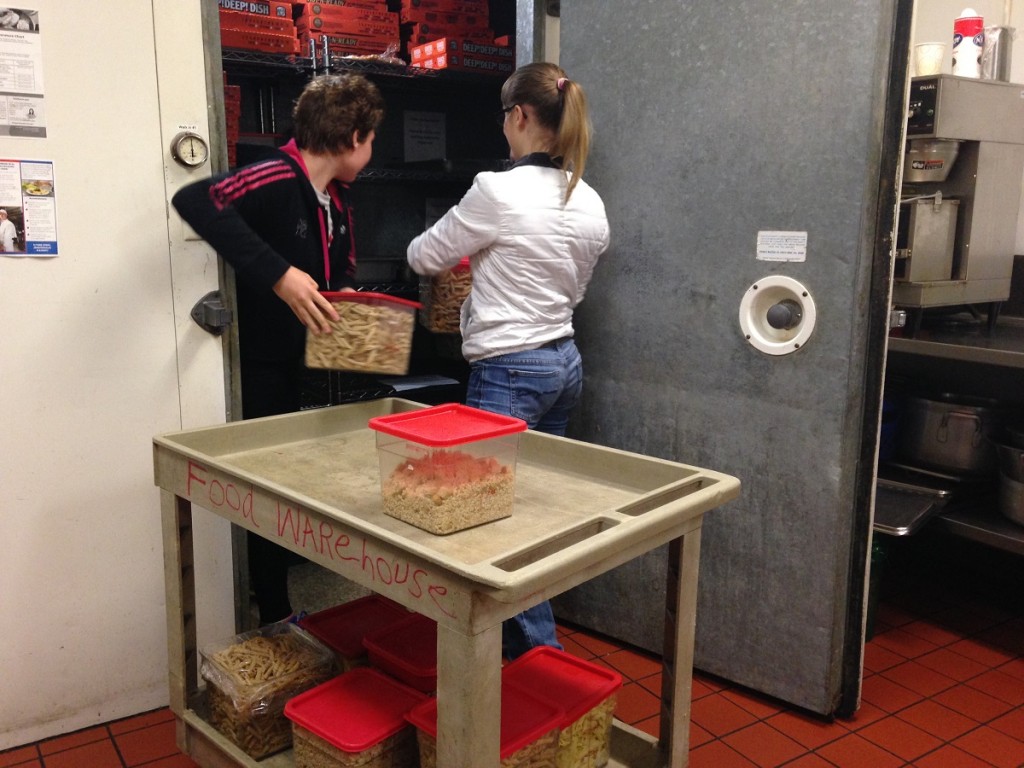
190, 290, 232, 336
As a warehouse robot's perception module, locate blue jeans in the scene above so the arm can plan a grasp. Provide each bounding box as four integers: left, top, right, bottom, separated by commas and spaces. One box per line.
466, 337, 582, 658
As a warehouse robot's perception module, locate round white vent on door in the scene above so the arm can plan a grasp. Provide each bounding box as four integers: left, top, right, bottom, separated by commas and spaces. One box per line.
738, 276, 817, 355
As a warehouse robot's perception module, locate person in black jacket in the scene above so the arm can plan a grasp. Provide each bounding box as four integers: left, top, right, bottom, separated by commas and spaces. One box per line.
172, 73, 385, 624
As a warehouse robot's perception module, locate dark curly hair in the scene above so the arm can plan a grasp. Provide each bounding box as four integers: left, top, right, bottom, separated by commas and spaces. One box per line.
292, 74, 385, 154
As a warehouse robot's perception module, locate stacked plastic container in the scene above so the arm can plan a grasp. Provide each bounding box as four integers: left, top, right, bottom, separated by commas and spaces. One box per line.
362, 611, 438, 693
298, 594, 409, 671
406, 680, 563, 768
503, 647, 623, 768
285, 667, 427, 768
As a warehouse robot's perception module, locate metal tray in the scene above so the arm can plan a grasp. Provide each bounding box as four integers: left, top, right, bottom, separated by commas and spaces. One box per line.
153, 398, 740, 595
874, 466, 954, 536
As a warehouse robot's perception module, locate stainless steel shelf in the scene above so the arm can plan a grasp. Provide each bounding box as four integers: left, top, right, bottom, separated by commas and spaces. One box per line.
887, 316, 1024, 368
937, 505, 1024, 556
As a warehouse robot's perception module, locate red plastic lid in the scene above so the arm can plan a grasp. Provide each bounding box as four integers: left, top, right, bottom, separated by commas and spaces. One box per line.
452, 257, 471, 272
320, 290, 421, 310
298, 596, 409, 659
284, 667, 426, 752
362, 613, 437, 691
405, 679, 563, 760
502, 646, 622, 725
368, 403, 526, 446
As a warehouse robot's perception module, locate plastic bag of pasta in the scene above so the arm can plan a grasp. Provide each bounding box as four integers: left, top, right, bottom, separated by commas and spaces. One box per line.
200, 622, 337, 759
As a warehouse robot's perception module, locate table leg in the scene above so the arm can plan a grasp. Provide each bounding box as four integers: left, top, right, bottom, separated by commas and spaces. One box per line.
435, 621, 503, 768
161, 491, 198, 720
661, 530, 702, 767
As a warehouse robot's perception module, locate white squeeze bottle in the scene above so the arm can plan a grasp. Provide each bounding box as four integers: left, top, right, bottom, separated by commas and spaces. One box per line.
952, 8, 985, 77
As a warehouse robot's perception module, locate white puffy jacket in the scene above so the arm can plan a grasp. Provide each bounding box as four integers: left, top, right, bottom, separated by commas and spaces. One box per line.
407, 154, 610, 362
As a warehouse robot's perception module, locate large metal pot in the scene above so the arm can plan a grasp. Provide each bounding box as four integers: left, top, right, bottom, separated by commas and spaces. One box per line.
997, 442, 1024, 482
999, 473, 1024, 526
897, 394, 1002, 475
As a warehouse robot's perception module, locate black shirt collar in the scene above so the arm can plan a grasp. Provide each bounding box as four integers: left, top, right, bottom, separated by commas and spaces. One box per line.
508, 152, 560, 170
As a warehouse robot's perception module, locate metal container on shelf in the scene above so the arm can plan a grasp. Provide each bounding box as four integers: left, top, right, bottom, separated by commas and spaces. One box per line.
996, 442, 1024, 482
897, 393, 1003, 475
999, 473, 1024, 526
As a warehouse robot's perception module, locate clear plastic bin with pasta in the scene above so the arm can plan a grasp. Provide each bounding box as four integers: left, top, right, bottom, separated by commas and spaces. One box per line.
305, 292, 420, 375
419, 257, 471, 334
200, 622, 337, 760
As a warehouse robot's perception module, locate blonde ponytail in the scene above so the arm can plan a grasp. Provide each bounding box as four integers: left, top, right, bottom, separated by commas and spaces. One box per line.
500, 62, 593, 203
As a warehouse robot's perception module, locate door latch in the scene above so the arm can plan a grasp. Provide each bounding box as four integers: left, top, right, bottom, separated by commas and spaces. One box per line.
190, 290, 233, 336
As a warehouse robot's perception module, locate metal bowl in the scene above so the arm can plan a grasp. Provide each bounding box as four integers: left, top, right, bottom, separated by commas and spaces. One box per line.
903, 139, 962, 183
999, 473, 1024, 527
997, 442, 1024, 482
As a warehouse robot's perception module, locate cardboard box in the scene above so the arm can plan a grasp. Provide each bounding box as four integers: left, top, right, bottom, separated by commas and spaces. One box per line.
221, 26, 301, 53
297, 15, 398, 37
407, 24, 493, 47
296, 0, 384, 8
417, 52, 512, 75
401, 0, 488, 12
218, 0, 294, 19
296, 2, 394, 22
297, 30, 398, 56
410, 36, 512, 60
220, 9, 296, 34
400, 9, 488, 28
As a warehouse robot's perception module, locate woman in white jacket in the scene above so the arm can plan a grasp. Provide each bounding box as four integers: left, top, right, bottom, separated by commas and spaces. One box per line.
407, 62, 610, 659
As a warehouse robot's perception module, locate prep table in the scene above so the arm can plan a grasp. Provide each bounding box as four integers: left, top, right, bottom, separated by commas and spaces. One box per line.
153, 398, 741, 768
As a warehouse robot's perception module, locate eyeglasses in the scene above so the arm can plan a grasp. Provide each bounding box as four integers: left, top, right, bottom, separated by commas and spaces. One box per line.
495, 105, 515, 125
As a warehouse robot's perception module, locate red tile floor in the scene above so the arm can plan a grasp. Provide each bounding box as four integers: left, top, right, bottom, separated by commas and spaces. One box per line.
3, 531, 1022, 768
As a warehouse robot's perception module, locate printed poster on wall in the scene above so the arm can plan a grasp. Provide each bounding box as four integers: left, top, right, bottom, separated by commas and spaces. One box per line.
0, 158, 57, 256
0, 8, 44, 138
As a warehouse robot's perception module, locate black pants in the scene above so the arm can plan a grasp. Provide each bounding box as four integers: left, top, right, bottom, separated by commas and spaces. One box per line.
241, 358, 304, 624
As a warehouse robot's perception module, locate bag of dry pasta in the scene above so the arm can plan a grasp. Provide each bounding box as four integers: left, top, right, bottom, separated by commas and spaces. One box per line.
200, 622, 337, 760
419, 257, 471, 334
305, 291, 420, 375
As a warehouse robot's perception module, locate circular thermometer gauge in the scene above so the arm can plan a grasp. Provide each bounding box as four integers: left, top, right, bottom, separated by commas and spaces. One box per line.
170, 131, 209, 168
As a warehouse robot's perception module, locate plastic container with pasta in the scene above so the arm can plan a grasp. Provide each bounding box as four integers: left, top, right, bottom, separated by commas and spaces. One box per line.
367, 404, 527, 535
298, 595, 410, 671
419, 257, 471, 334
285, 667, 427, 768
362, 612, 437, 693
406, 680, 563, 768
200, 622, 337, 760
305, 292, 420, 375
502, 647, 622, 768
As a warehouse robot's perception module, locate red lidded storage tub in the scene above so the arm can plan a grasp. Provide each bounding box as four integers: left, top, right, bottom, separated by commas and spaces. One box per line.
368, 403, 527, 535
284, 667, 427, 768
362, 612, 437, 693
503, 646, 623, 768
406, 680, 564, 768
298, 595, 409, 670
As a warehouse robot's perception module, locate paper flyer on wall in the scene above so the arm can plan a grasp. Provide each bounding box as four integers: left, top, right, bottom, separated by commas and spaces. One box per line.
0, 8, 44, 138
0, 158, 57, 256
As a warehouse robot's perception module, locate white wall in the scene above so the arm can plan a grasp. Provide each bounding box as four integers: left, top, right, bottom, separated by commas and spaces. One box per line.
911, 0, 1024, 252
0, 1, 232, 749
